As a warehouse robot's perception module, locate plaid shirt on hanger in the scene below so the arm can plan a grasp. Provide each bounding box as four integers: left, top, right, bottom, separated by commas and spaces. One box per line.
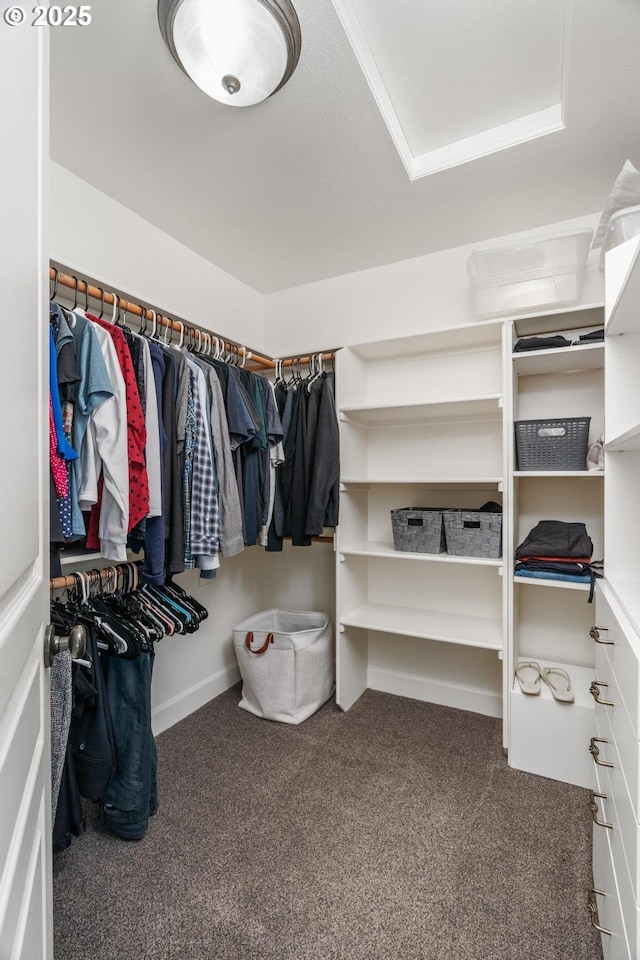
182, 381, 196, 570
188, 364, 220, 567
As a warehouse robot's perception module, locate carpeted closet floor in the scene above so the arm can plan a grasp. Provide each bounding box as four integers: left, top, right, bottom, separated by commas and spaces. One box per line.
53, 687, 603, 960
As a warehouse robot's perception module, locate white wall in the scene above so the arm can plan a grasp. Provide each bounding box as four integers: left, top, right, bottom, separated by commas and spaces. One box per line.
264, 212, 604, 356
50, 161, 265, 354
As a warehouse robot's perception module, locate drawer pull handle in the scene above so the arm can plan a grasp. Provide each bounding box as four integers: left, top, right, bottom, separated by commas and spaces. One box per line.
589, 681, 615, 707
588, 791, 613, 829
588, 890, 612, 935
589, 737, 614, 768
590, 626, 613, 646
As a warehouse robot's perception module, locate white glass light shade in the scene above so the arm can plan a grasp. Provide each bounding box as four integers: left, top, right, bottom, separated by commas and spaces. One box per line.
159, 0, 301, 107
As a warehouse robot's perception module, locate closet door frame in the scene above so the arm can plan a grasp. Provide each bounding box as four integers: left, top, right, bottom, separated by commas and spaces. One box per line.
0, 25, 53, 960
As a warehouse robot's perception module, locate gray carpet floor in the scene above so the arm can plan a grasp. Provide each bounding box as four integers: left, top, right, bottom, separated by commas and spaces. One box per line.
53, 687, 603, 960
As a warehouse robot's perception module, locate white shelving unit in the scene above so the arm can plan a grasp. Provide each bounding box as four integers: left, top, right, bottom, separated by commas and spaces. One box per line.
335, 321, 507, 727
335, 304, 611, 771
587, 235, 640, 960
506, 304, 605, 788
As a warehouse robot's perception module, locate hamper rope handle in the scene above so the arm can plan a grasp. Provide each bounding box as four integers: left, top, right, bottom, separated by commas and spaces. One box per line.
245, 631, 275, 655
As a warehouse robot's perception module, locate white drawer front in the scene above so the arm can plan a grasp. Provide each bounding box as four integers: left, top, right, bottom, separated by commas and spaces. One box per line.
593, 662, 640, 821
596, 585, 640, 731
594, 758, 640, 907
593, 820, 633, 960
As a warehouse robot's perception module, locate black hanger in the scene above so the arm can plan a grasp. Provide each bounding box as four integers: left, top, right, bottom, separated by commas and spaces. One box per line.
71, 276, 79, 310
50, 268, 59, 302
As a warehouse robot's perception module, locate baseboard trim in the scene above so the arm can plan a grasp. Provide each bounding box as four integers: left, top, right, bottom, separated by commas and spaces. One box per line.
367, 668, 502, 719
152, 664, 240, 735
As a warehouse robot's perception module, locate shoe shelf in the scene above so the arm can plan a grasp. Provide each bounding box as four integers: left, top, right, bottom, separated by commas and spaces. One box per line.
339, 601, 502, 651
512, 341, 604, 377
339, 540, 502, 566
339, 394, 502, 427
512, 657, 596, 707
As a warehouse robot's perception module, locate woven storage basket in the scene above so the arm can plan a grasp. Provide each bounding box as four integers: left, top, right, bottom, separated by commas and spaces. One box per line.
443, 511, 502, 559
390, 508, 447, 554
515, 416, 590, 471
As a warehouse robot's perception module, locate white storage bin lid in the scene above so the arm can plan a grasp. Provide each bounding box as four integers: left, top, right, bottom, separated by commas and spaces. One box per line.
600, 204, 640, 268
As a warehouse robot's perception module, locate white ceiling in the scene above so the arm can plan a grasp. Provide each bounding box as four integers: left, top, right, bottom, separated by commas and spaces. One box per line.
50, 0, 640, 293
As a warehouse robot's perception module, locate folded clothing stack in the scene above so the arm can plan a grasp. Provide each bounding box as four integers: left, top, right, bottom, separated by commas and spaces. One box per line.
513, 328, 604, 352
515, 520, 602, 602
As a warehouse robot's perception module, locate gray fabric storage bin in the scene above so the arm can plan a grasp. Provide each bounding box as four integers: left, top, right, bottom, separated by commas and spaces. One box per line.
390, 508, 448, 554
233, 609, 334, 724
443, 510, 502, 559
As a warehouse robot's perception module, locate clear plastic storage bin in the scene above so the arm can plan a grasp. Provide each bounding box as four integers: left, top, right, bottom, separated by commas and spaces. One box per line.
600, 205, 640, 268
467, 229, 593, 319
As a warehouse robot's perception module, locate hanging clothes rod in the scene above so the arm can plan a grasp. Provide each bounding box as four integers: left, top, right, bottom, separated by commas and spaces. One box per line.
50, 561, 143, 592
49, 267, 336, 370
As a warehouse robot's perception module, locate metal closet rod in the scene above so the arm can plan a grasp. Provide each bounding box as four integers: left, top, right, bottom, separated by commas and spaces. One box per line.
49, 267, 336, 370
50, 561, 141, 592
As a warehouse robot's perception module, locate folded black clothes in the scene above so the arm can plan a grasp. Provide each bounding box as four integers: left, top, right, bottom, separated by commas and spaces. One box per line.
513, 335, 572, 353
515, 557, 602, 602
515, 559, 595, 576
515, 520, 593, 561
575, 328, 605, 343
478, 501, 502, 513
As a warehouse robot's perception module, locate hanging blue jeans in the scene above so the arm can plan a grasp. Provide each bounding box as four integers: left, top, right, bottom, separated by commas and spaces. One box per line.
100, 650, 158, 840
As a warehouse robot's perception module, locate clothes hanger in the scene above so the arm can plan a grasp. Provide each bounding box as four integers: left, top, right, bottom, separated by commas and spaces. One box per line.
50, 267, 59, 302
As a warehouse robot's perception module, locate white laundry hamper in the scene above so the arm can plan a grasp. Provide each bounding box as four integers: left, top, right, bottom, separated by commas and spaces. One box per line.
233, 609, 334, 724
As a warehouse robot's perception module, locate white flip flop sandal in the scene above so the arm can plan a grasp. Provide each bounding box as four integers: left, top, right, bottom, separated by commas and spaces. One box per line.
540, 666, 574, 703
515, 661, 542, 695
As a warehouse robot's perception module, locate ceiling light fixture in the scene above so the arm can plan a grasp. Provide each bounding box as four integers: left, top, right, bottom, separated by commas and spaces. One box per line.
158, 0, 302, 107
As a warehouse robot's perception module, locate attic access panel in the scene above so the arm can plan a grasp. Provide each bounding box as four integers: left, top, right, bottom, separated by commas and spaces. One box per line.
331, 0, 568, 179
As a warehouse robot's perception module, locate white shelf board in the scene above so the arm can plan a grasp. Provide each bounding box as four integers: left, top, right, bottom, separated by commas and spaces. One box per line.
513, 657, 595, 707
514, 575, 591, 592
339, 541, 502, 566
514, 470, 604, 478
512, 342, 604, 376
340, 477, 503, 487
339, 601, 502, 650
339, 394, 502, 426
60, 551, 104, 568
605, 423, 640, 452
602, 578, 640, 644
606, 235, 640, 336
348, 320, 503, 361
